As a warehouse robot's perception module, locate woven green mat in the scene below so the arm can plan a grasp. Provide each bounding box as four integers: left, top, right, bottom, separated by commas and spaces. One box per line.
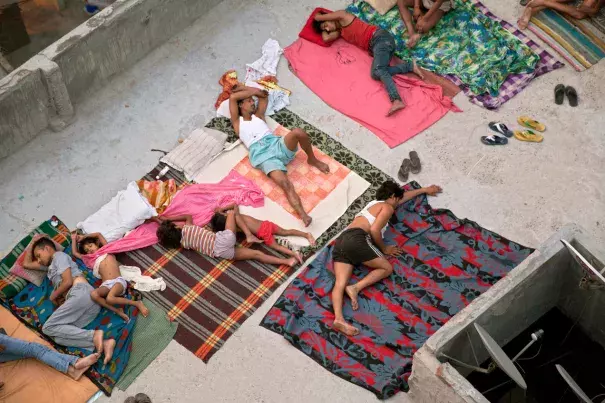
116, 299, 177, 390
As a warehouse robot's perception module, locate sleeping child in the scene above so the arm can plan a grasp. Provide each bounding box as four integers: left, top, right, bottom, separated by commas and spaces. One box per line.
72, 233, 149, 321
210, 204, 315, 264
156, 208, 299, 267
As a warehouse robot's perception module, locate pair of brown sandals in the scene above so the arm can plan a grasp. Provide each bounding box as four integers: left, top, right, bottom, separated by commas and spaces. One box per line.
398, 151, 421, 182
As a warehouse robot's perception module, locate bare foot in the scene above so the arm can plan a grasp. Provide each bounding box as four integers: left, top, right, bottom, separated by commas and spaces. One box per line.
518, 6, 532, 30
305, 233, 316, 246
74, 352, 101, 370
345, 285, 359, 310
308, 158, 330, 174
116, 308, 130, 322
407, 33, 421, 48
302, 215, 312, 227
286, 257, 298, 267
333, 319, 359, 336
387, 100, 406, 117
67, 364, 91, 381
102, 339, 116, 365
93, 330, 104, 354
412, 60, 425, 80
246, 234, 264, 244
294, 251, 304, 265
136, 301, 149, 317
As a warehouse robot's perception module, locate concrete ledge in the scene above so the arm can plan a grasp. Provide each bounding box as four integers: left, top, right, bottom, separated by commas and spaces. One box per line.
0, 0, 223, 159
407, 223, 605, 403
0, 67, 50, 160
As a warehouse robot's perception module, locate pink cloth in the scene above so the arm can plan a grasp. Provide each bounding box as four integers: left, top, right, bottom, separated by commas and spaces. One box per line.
81, 170, 264, 268
284, 39, 462, 148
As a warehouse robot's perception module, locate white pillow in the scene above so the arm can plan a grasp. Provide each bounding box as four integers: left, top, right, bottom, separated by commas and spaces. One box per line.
77, 181, 157, 242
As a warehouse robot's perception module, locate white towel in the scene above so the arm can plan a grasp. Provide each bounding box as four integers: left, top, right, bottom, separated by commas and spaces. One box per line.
245, 38, 283, 82
119, 265, 166, 292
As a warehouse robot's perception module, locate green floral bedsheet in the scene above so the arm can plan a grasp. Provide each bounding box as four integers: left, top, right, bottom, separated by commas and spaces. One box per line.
346, 0, 540, 96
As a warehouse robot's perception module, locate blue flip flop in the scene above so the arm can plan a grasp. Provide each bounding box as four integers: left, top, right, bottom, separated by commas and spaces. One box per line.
488, 122, 513, 138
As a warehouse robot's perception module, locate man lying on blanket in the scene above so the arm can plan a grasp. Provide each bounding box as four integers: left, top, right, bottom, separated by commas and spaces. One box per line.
330, 180, 442, 336
229, 85, 330, 227
313, 10, 425, 116
518, 0, 604, 30
23, 235, 116, 364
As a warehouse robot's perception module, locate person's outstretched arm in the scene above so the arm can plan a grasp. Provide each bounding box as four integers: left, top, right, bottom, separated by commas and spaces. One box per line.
160, 214, 193, 226
399, 185, 442, 204
314, 10, 346, 22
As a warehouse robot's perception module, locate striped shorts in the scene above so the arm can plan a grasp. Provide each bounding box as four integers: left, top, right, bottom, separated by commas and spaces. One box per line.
332, 228, 384, 266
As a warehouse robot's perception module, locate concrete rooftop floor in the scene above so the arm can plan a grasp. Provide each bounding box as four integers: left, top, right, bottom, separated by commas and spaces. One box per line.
1, 0, 604, 401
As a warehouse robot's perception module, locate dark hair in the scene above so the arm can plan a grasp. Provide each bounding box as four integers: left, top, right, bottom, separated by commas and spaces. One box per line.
376, 180, 404, 201
312, 11, 326, 34
156, 221, 183, 249
78, 237, 99, 255
210, 213, 227, 232
32, 237, 55, 252
312, 19, 323, 34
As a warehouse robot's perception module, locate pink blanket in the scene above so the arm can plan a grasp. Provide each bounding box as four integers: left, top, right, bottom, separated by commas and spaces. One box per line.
82, 170, 264, 268
285, 39, 461, 148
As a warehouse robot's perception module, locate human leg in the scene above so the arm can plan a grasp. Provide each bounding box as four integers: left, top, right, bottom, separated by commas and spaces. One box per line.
234, 247, 297, 267
268, 170, 312, 227
283, 128, 330, 174
0, 334, 99, 380
233, 210, 262, 244
345, 257, 394, 311
42, 283, 101, 350
371, 33, 407, 116
0, 333, 76, 372
331, 262, 359, 336
105, 281, 149, 318
397, 0, 421, 47
274, 225, 315, 245
417, 9, 444, 33
91, 286, 128, 322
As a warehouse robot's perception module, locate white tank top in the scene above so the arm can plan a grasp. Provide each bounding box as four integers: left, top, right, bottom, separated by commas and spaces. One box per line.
239, 115, 271, 148
356, 200, 389, 234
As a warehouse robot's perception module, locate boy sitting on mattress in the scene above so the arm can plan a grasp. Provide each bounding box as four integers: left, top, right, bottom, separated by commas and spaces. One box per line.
210, 204, 315, 265
312, 9, 425, 116
396, 0, 456, 46
156, 209, 299, 267
72, 233, 149, 321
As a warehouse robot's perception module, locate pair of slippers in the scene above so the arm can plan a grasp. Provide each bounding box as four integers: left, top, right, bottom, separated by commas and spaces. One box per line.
482, 116, 545, 145
398, 151, 421, 182
555, 84, 578, 107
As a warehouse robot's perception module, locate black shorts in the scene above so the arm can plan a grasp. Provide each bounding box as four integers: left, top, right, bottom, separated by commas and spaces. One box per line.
332, 228, 384, 266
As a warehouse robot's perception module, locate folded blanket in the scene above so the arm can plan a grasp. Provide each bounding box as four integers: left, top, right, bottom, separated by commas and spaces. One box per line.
347, 0, 540, 96
284, 39, 460, 148
81, 170, 264, 268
